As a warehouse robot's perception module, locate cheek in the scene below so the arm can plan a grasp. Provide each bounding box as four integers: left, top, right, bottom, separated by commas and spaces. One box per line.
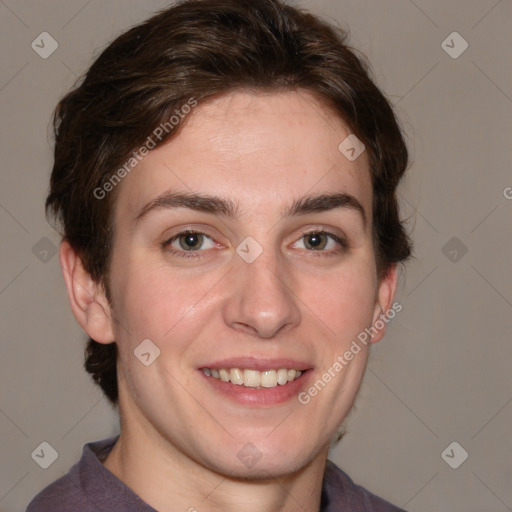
110, 256, 219, 349
298, 263, 377, 341
110, 238, 377, 353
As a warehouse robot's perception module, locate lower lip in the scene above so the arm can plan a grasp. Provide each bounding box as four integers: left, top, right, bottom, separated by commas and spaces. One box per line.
199, 370, 312, 406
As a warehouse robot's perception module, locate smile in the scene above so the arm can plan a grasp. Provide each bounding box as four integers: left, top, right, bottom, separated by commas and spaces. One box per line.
201, 367, 303, 389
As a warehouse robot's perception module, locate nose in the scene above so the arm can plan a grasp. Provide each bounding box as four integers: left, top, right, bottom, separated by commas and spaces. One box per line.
221, 247, 302, 339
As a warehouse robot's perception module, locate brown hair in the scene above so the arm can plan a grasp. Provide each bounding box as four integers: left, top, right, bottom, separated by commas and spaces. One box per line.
46, 0, 413, 405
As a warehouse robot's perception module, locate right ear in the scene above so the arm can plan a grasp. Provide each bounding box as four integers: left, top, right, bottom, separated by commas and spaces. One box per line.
59, 240, 115, 344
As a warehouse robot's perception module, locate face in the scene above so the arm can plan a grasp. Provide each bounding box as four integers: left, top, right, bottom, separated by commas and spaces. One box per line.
103, 90, 395, 478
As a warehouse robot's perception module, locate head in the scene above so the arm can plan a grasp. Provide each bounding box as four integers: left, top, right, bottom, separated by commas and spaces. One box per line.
48, 0, 412, 478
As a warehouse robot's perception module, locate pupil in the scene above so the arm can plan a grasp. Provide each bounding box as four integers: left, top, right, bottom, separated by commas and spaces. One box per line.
307, 232, 325, 249
181, 233, 202, 250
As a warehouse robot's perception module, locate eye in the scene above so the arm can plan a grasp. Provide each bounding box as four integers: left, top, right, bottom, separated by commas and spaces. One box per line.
162, 230, 217, 258
292, 230, 347, 253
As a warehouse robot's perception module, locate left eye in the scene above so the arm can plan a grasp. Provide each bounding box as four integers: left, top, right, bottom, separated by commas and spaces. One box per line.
292, 231, 344, 251
166, 232, 216, 252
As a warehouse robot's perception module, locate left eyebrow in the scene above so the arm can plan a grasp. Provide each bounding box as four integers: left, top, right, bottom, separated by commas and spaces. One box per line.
135, 191, 367, 228
283, 192, 367, 228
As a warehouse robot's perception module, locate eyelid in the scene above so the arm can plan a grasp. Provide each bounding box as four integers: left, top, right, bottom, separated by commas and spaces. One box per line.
161, 225, 224, 245
161, 226, 348, 260
291, 228, 348, 251
161, 228, 220, 249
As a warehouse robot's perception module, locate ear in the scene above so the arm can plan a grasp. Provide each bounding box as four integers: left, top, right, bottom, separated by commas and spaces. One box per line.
59, 240, 115, 344
369, 265, 398, 344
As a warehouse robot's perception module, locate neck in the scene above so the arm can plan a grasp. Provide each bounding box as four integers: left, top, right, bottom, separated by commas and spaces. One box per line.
103, 411, 328, 512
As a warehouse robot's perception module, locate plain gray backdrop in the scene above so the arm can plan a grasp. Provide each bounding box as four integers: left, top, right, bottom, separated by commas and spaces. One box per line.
0, 1, 511, 511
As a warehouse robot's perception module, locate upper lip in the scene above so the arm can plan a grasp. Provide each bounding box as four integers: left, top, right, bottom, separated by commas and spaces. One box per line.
198, 357, 312, 372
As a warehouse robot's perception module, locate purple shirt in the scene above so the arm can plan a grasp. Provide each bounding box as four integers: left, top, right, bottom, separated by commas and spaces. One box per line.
26, 437, 406, 511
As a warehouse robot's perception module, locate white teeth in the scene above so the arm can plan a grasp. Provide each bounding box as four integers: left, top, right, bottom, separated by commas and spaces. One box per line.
243, 369, 260, 388
203, 367, 304, 388
260, 370, 277, 388
230, 368, 244, 385
277, 368, 288, 385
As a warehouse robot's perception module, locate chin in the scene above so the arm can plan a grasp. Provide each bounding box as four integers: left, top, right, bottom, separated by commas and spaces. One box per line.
204, 452, 312, 481
195, 432, 323, 481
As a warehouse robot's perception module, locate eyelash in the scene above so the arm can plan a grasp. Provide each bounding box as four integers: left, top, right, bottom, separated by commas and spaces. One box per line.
161, 228, 348, 260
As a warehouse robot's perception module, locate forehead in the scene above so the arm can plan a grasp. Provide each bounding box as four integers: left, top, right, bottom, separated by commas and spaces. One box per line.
114, 89, 372, 224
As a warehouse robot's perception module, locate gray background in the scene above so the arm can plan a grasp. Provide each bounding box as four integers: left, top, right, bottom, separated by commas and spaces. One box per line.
0, 0, 511, 510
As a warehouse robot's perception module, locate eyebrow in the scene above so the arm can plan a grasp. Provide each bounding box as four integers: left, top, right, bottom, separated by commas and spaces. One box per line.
135, 191, 367, 227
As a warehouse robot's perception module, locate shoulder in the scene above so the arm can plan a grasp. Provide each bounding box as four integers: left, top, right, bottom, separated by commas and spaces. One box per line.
322, 460, 407, 512
25, 465, 90, 512
25, 437, 121, 512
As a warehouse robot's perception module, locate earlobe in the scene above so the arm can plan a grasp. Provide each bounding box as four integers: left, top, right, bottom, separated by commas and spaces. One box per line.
59, 241, 115, 344
370, 265, 398, 344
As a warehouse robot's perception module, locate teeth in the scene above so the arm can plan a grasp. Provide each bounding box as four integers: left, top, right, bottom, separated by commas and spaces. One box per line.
202, 367, 304, 388
277, 368, 288, 385
230, 368, 244, 385
243, 369, 260, 388
260, 370, 277, 388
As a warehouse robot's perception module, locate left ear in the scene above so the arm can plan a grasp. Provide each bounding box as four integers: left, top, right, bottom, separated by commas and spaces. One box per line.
370, 264, 398, 344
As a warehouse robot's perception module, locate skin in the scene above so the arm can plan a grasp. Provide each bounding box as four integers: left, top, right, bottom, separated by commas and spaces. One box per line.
60, 89, 397, 512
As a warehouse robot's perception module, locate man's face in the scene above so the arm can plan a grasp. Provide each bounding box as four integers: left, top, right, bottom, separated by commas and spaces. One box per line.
106, 90, 395, 477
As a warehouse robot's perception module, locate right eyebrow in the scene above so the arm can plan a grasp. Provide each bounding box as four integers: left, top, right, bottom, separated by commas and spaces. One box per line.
135, 192, 239, 223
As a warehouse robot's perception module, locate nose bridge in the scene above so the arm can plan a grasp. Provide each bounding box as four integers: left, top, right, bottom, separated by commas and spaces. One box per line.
222, 239, 301, 338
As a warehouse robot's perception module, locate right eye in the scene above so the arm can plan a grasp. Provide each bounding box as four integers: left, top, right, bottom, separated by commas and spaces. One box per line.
162, 230, 218, 259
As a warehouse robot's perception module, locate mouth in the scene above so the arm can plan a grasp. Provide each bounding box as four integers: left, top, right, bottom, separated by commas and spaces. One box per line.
198, 360, 312, 406
201, 367, 304, 389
